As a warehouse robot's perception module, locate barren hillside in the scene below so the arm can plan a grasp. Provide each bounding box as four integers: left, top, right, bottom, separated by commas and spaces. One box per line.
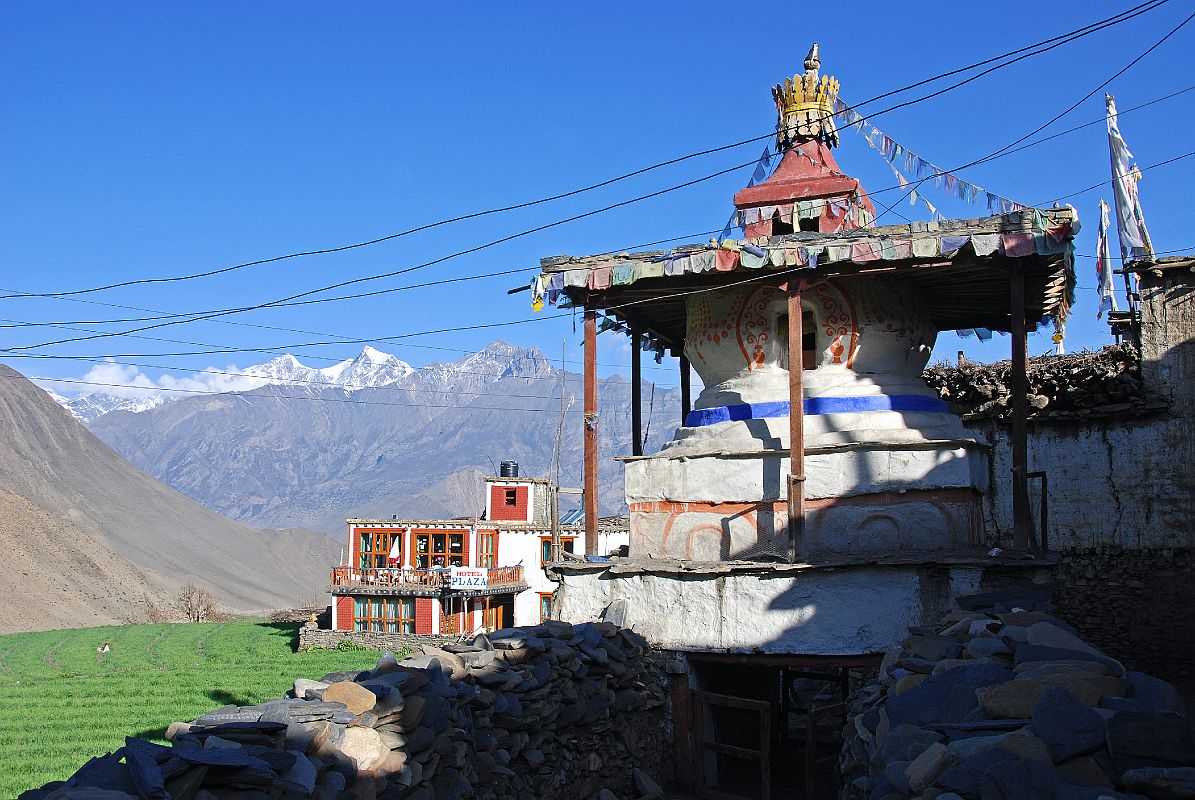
0, 365, 339, 631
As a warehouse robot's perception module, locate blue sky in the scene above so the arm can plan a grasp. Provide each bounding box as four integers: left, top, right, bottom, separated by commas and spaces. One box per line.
2, 1, 1192, 396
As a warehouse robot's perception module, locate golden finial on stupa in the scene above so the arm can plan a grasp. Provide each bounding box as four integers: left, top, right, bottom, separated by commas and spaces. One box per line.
772, 43, 840, 149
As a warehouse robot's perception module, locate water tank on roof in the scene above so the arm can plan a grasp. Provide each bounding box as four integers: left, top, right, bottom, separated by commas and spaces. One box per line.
499, 460, 519, 478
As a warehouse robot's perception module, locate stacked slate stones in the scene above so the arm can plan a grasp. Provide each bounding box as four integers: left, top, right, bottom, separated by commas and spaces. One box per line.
23, 621, 669, 800
839, 596, 1193, 800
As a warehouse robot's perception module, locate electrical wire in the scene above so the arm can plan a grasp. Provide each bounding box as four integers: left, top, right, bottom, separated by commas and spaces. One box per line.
1, 0, 1168, 302
6, 77, 1190, 339
5, 146, 1192, 366
870, 6, 1195, 225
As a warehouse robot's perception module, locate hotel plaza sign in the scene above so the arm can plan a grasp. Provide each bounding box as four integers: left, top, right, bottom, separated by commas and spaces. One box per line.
449, 566, 489, 590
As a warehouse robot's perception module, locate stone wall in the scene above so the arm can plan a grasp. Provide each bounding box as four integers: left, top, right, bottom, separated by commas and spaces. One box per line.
1054, 546, 1194, 680
28, 621, 670, 800
299, 624, 456, 653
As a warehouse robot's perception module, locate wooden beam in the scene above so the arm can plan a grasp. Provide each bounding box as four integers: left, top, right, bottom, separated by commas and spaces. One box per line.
584, 307, 599, 554
1009, 263, 1032, 550
679, 353, 692, 426
631, 328, 643, 457
787, 281, 805, 563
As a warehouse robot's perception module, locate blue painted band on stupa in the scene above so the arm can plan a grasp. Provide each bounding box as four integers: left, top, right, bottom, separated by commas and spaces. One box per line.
683, 395, 949, 427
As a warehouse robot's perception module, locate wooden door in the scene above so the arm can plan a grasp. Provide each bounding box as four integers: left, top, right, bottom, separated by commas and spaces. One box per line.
683, 689, 772, 800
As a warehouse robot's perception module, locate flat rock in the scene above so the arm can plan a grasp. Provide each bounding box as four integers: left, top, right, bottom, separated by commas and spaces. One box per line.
1120, 766, 1195, 799
339, 727, 388, 771
887, 662, 1013, 727
893, 673, 928, 695
979, 675, 1123, 719
1031, 684, 1106, 761
937, 747, 1021, 797
1107, 711, 1195, 772
906, 741, 955, 792
322, 681, 377, 716
878, 724, 942, 764
293, 679, 329, 698
885, 759, 911, 794
964, 637, 1011, 659
1056, 755, 1113, 788
977, 753, 1064, 800
1124, 672, 1188, 719
1015, 644, 1125, 677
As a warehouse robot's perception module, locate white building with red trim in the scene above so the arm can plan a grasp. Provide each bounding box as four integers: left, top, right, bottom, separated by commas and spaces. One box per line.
327, 467, 627, 635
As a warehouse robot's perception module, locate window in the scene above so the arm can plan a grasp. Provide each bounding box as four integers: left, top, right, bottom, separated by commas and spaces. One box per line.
479, 532, 498, 568
504, 488, 518, 506
358, 529, 400, 570
415, 530, 465, 568
539, 592, 553, 622
540, 536, 575, 566
777, 311, 819, 370
353, 596, 415, 633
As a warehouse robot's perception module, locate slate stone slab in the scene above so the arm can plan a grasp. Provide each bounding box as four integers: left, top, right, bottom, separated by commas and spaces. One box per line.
1031, 685, 1107, 762
1015, 644, 1124, 677
1121, 766, 1195, 799
977, 755, 1062, 800
937, 747, 1021, 798
1124, 672, 1188, 719
887, 662, 1013, 727
1107, 711, 1195, 772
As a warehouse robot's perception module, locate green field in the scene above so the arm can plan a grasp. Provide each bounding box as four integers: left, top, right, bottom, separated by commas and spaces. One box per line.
0, 619, 386, 798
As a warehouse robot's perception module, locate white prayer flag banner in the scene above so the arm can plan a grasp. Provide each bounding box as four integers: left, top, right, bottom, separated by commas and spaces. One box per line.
1106, 94, 1154, 261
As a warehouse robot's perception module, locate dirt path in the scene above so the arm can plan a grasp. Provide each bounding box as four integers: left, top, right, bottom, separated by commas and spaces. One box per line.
145, 630, 169, 668
42, 636, 68, 672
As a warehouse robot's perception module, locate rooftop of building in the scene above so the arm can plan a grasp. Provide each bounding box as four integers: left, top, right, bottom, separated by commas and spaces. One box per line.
536, 208, 1078, 348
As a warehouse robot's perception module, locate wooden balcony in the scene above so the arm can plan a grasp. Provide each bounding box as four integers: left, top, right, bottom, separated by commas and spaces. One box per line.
329, 565, 526, 597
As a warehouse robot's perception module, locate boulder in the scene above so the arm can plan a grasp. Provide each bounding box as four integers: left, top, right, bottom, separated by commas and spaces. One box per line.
1107, 711, 1195, 773
906, 741, 955, 792
978, 675, 1123, 719
321, 681, 378, 716
1031, 685, 1107, 762
1120, 766, 1195, 799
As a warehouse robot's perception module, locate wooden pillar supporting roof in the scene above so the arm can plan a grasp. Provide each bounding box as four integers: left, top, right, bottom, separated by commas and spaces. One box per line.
786, 281, 806, 563
1009, 263, 1032, 550
583, 307, 599, 555
631, 328, 643, 457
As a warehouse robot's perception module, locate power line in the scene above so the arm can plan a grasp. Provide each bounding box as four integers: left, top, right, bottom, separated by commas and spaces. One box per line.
0, 159, 760, 353
1034, 150, 1195, 205
6, 77, 1190, 346
5, 147, 1192, 366
1, 1, 1168, 303
871, 6, 1195, 224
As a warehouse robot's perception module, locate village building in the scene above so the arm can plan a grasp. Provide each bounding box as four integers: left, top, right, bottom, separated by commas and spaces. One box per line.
533, 46, 1088, 795
327, 464, 628, 635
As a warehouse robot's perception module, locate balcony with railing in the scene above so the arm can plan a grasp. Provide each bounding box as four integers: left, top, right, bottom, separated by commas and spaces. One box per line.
329, 565, 526, 596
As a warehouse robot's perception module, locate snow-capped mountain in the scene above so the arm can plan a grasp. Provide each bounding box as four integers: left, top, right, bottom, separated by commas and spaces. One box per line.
58, 392, 166, 423
49, 345, 416, 422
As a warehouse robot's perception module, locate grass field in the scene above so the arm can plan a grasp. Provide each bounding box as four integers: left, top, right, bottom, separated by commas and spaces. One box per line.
0, 619, 386, 797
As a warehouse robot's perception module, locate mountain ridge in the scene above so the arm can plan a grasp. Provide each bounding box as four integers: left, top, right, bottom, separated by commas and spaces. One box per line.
0, 364, 341, 631
83, 342, 681, 535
